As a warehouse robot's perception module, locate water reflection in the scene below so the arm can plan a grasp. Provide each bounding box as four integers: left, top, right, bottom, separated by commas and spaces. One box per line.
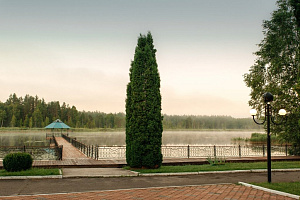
68, 131, 259, 146
0, 132, 49, 146
0, 131, 263, 147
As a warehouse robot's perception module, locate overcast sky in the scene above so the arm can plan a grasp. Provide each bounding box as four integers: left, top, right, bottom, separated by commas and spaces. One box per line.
0, 0, 278, 118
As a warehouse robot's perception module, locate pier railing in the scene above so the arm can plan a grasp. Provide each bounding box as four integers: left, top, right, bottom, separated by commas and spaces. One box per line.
62, 134, 98, 159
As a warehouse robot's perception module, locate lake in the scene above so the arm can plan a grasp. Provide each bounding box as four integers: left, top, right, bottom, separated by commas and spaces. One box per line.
0, 132, 50, 146
64, 130, 260, 146
0, 130, 263, 146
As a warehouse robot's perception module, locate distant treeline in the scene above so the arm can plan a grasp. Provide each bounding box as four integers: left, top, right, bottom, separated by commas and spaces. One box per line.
163, 115, 261, 130
0, 94, 260, 130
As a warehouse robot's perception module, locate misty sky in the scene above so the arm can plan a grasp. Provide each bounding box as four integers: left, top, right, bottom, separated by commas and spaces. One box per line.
0, 0, 278, 117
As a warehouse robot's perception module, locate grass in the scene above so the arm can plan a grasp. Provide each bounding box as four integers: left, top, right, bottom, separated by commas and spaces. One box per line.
125, 161, 300, 173
0, 168, 60, 176
251, 182, 300, 196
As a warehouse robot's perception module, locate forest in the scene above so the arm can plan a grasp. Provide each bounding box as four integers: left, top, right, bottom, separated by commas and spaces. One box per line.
0, 94, 260, 130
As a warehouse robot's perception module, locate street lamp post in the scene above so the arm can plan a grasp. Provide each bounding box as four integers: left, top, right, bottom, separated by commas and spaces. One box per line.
250, 92, 286, 183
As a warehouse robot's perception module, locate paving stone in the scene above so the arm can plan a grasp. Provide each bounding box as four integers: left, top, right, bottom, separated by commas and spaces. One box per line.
0, 185, 296, 200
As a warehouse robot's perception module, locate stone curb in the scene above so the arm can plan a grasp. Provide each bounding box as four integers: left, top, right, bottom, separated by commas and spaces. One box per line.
239, 182, 300, 199
62, 171, 139, 178
0, 175, 63, 180
0, 169, 63, 180
62, 175, 137, 178
1, 168, 300, 179
137, 168, 300, 177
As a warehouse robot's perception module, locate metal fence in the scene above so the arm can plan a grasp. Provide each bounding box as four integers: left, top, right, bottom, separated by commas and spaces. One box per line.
60, 133, 294, 160
0, 145, 62, 160
0, 134, 63, 160
162, 145, 291, 158
94, 145, 292, 159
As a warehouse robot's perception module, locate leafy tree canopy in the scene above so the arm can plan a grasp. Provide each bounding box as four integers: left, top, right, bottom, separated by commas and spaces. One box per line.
244, 0, 300, 152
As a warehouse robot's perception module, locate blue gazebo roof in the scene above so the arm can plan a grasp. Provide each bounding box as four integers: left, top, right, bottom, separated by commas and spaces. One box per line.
45, 119, 71, 129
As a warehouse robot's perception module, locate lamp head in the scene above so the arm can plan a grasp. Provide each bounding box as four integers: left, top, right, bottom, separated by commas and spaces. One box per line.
263, 92, 273, 103
279, 109, 287, 116
250, 109, 257, 116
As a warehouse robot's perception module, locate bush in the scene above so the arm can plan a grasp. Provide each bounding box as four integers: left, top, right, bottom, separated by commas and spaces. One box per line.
207, 156, 226, 166
3, 153, 33, 172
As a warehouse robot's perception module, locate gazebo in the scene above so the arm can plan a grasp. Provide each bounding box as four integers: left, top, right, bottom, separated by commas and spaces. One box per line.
45, 119, 71, 136
45, 119, 71, 129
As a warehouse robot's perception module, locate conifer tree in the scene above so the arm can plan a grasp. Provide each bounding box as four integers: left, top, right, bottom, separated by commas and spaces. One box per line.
126, 32, 163, 168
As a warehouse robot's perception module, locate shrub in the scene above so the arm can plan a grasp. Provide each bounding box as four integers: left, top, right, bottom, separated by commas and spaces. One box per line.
3, 152, 33, 172
207, 156, 226, 166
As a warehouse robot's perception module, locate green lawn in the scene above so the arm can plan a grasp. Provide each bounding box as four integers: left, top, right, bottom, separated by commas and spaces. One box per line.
0, 168, 61, 176
126, 161, 300, 173
251, 182, 300, 196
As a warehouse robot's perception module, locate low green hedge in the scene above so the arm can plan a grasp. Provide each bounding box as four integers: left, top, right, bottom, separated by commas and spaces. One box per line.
3, 152, 33, 172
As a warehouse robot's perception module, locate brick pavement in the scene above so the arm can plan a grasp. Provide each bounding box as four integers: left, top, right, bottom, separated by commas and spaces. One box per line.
0, 184, 295, 200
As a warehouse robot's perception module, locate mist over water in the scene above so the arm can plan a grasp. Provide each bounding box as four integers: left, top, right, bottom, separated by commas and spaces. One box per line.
68, 131, 260, 146
0, 132, 50, 146
162, 131, 254, 146
0, 131, 263, 146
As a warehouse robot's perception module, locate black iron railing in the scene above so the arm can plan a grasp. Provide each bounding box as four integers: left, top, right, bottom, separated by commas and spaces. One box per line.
46, 133, 63, 160
0, 145, 62, 160
60, 133, 295, 160
62, 134, 98, 159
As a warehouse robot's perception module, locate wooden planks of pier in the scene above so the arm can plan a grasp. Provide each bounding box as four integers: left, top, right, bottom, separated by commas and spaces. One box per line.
55, 137, 88, 159
32, 137, 126, 168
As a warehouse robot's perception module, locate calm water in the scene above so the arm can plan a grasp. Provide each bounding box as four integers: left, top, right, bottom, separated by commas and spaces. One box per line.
0, 130, 263, 146
68, 131, 260, 146
0, 132, 50, 146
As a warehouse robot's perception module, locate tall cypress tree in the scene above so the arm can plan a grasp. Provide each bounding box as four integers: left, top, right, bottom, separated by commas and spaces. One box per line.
126, 32, 163, 168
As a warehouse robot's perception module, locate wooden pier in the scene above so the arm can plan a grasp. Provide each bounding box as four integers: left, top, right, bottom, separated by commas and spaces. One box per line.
31, 137, 127, 168
55, 137, 87, 159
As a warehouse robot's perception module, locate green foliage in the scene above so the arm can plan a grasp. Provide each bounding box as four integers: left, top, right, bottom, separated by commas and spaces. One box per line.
126, 32, 163, 168
0, 109, 6, 127
252, 182, 300, 196
290, 0, 300, 28
207, 156, 226, 166
249, 133, 281, 144
244, 0, 300, 153
3, 153, 33, 172
0, 93, 261, 130
127, 161, 300, 173
231, 137, 249, 142
0, 93, 125, 129
0, 168, 60, 176
163, 115, 261, 130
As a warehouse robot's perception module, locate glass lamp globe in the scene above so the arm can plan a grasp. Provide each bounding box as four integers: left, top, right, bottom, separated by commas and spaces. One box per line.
250, 109, 257, 116
278, 109, 287, 116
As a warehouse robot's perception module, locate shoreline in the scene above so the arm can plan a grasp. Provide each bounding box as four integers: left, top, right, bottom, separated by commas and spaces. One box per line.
0, 128, 264, 133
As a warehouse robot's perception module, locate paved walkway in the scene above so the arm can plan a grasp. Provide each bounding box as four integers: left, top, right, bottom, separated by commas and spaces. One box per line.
1, 170, 300, 199
0, 184, 296, 199
0, 137, 299, 199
